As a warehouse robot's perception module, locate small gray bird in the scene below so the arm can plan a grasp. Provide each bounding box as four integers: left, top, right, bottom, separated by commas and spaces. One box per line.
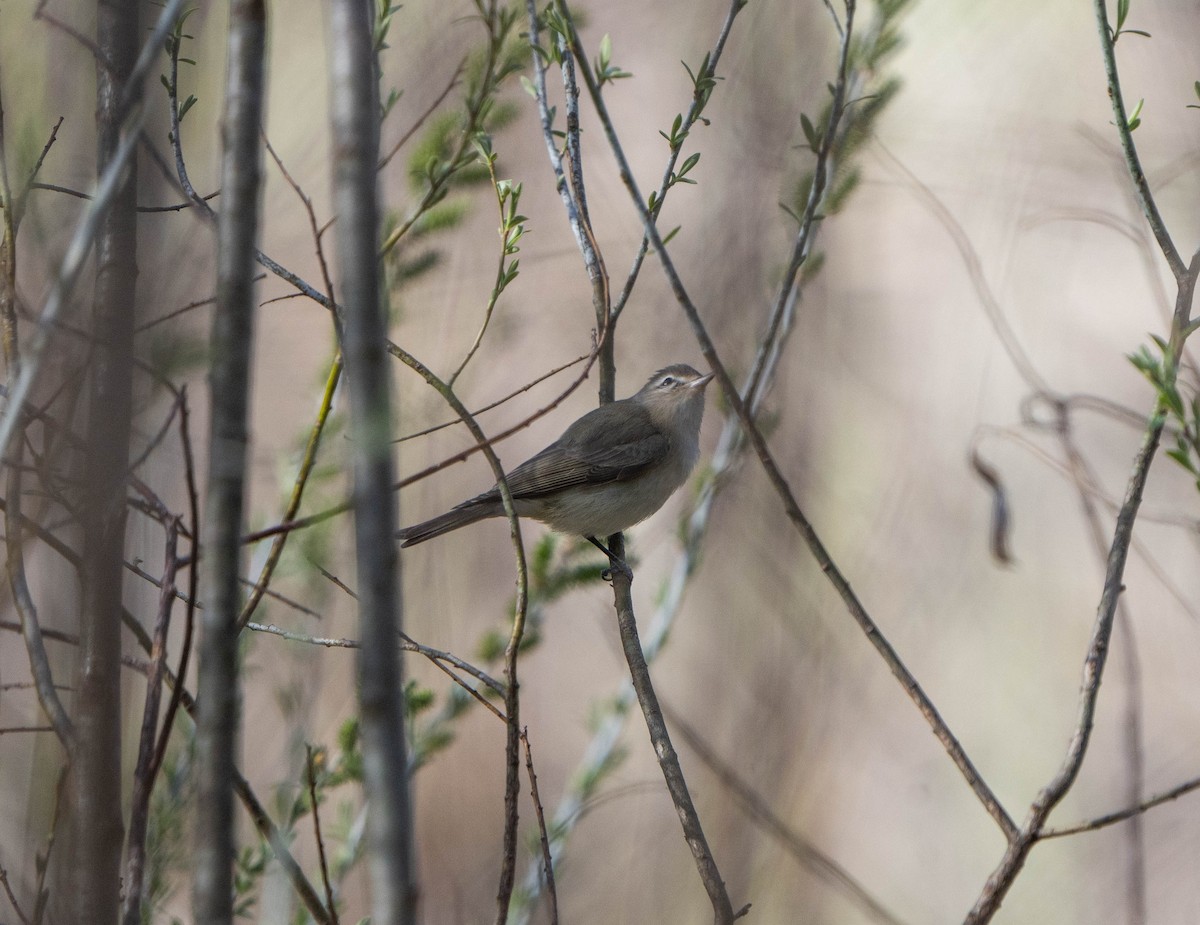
397, 364, 713, 576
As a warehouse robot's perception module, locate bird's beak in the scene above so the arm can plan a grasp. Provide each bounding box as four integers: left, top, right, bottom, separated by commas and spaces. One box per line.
691, 372, 715, 390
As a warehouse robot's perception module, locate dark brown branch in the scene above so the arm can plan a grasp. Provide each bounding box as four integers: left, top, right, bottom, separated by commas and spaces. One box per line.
305, 745, 341, 925
328, 0, 415, 919
121, 523, 180, 925
521, 729, 559, 925
151, 385, 199, 785
194, 2, 267, 920
610, 557, 735, 924
72, 0, 143, 915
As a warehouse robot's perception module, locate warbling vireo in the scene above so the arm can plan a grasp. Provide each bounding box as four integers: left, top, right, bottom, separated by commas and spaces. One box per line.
397, 364, 713, 576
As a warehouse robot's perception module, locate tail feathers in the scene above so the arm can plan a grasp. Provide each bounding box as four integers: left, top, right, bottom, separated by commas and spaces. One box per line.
397, 499, 502, 547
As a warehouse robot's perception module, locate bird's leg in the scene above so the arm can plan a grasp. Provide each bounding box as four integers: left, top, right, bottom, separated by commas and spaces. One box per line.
586, 535, 633, 582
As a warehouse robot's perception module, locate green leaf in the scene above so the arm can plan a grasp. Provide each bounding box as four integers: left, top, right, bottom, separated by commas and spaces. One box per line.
1126, 346, 1156, 375
800, 112, 820, 150
1116, 0, 1129, 30
661, 225, 682, 245
1126, 97, 1144, 131
1166, 448, 1196, 472
1165, 384, 1186, 418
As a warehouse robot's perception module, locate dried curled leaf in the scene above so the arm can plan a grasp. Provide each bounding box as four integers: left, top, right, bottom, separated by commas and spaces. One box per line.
971, 449, 1013, 565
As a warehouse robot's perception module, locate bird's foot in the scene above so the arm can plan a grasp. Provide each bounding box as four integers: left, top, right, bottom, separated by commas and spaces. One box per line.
587, 535, 633, 582
601, 557, 633, 582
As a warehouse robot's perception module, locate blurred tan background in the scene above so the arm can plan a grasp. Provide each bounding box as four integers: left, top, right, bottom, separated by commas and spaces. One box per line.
2, 0, 1200, 922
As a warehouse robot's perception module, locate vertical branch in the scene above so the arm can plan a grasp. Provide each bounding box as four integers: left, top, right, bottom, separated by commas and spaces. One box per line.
193, 2, 267, 922
1091, 0, 1182, 279
121, 523, 179, 925
329, 0, 415, 921
520, 730, 559, 925
612, 580, 737, 924
305, 746, 340, 925
1059, 431, 1146, 924
72, 0, 140, 919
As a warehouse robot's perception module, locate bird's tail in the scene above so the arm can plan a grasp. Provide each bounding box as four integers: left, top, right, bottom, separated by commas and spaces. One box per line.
396, 499, 502, 547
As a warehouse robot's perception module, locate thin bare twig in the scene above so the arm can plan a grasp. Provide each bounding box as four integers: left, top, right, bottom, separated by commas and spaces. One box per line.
122, 522, 181, 925
0, 725, 55, 735
164, 21, 332, 310
394, 352, 585, 444
151, 385, 199, 785
1040, 772, 1200, 840
306, 745, 341, 925
6, 459, 73, 745
1059, 426, 1146, 922
520, 729, 559, 925
1092, 0, 1183, 279
262, 131, 337, 302
0, 863, 31, 925
30, 180, 219, 213
244, 619, 506, 703
378, 59, 466, 170
234, 768, 334, 925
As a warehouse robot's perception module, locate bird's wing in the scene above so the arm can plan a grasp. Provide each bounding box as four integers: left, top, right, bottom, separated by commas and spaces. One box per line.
495, 400, 670, 500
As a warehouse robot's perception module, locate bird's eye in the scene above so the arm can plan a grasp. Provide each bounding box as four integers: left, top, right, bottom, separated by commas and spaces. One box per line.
660, 376, 676, 387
